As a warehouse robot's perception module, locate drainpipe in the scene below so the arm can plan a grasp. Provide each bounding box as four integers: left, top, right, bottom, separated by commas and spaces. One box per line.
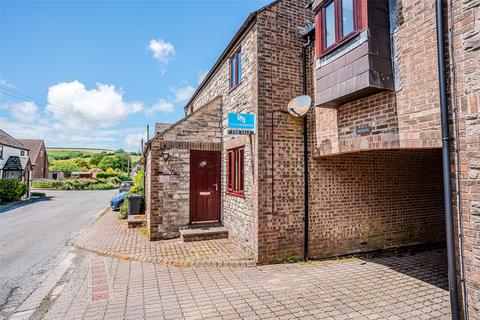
435, 1, 460, 319
302, 35, 312, 261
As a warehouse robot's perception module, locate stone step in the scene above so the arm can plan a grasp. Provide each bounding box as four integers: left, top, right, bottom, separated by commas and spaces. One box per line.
127, 214, 146, 228
180, 225, 228, 242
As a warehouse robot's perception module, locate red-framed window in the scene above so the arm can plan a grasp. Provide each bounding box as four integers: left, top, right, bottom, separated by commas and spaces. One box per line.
227, 146, 244, 196
229, 48, 242, 89
315, 0, 366, 57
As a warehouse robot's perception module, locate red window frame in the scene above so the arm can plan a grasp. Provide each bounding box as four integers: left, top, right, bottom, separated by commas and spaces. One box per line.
315, 0, 367, 58
226, 146, 244, 196
229, 48, 242, 90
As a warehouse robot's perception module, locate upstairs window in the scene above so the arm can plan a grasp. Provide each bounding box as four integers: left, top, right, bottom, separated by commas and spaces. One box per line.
316, 0, 365, 57
227, 146, 244, 196
229, 49, 242, 89
0, 146, 3, 159
20, 150, 27, 156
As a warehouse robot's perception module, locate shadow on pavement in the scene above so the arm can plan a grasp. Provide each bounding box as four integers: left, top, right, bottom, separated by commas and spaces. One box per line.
359, 244, 448, 291
0, 196, 54, 213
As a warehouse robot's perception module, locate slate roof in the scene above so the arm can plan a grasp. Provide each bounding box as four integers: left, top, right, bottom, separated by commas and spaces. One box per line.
155, 123, 171, 135
18, 139, 45, 165
0, 129, 28, 150
3, 156, 23, 171
183, 0, 279, 112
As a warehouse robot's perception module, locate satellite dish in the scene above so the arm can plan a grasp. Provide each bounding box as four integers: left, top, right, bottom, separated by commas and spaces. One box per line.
287, 95, 311, 117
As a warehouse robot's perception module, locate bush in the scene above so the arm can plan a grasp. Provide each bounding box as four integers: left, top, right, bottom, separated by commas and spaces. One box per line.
96, 170, 129, 181
118, 168, 144, 220
118, 199, 128, 219
30, 191, 46, 197
130, 168, 144, 194
32, 180, 63, 189
98, 152, 131, 172
117, 173, 131, 181
96, 171, 118, 179
0, 179, 27, 203
32, 178, 119, 191
86, 183, 117, 190
49, 159, 85, 177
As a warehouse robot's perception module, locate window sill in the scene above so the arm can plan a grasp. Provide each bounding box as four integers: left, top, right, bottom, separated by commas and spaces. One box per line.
226, 191, 245, 198
317, 31, 367, 69
228, 80, 243, 94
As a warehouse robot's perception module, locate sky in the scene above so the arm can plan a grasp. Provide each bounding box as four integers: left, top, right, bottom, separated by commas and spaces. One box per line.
0, 0, 272, 152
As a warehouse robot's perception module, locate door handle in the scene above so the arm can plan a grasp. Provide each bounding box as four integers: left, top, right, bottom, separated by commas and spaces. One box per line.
213, 183, 218, 191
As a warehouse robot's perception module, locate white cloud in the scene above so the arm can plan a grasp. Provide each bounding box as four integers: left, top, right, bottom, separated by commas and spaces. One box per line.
4, 101, 39, 123
46, 80, 143, 131
0, 79, 14, 88
197, 70, 208, 85
171, 85, 195, 103
148, 39, 175, 64
145, 99, 174, 116
124, 131, 147, 151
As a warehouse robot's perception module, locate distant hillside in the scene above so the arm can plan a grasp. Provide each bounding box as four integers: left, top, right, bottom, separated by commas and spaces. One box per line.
46, 147, 114, 154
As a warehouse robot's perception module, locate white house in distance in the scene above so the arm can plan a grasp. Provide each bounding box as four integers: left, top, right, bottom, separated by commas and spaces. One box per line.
0, 129, 32, 196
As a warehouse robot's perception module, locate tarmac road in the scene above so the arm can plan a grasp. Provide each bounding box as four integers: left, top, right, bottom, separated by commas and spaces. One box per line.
0, 189, 115, 318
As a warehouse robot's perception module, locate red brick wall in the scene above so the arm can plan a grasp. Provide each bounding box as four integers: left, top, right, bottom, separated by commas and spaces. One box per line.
313, 0, 443, 156
308, 149, 446, 258
255, 0, 312, 263
32, 145, 48, 179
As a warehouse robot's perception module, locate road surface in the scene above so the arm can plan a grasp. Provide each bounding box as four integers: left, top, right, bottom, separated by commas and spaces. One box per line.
0, 190, 115, 318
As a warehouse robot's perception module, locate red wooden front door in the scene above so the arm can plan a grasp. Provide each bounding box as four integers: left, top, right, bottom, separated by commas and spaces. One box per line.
190, 150, 221, 223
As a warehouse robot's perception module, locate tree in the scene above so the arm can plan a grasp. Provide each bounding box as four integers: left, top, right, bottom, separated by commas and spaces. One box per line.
49, 159, 82, 177
90, 152, 109, 166
98, 152, 131, 172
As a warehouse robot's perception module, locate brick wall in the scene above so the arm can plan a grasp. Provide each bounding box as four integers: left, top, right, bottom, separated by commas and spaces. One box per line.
146, 97, 222, 240
255, 0, 312, 263
314, 0, 443, 156
449, 0, 480, 318
308, 149, 445, 258
314, 91, 401, 156
31, 146, 48, 179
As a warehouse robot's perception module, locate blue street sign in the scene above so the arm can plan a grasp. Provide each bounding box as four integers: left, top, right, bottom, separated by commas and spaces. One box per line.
227, 113, 255, 135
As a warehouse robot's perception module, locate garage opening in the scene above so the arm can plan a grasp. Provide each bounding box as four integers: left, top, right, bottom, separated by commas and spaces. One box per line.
308, 148, 447, 288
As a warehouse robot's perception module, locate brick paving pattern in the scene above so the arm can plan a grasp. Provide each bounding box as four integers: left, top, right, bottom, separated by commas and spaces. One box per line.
44, 249, 450, 320
91, 257, 110, 302
72, 210, 255, 267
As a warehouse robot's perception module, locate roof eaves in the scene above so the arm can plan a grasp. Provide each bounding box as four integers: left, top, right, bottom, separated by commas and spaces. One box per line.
183, 0, 280, 112
183, 12, 258, 112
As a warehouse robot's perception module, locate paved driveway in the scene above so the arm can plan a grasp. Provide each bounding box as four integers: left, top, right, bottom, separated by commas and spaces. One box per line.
44, 249, 450, 320
0, 190, 115, 317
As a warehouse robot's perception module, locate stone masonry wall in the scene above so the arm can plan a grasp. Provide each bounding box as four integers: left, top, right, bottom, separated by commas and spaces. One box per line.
449, 0, 480, 318
146, 98, 222, 240
183, 24, 259, 255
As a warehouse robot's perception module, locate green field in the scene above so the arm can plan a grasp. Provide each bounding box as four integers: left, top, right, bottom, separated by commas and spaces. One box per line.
47, 147, 113, 155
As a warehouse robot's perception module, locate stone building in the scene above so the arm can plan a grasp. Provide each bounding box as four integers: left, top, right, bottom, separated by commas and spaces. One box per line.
145, 0, 478, 317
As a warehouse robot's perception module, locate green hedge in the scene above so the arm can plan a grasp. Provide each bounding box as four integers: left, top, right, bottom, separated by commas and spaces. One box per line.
0, 179, 27, 203
32, 178, 119, 190
30, 191, 46, 197
118, 168, 144, 219
96, 171, 130, 181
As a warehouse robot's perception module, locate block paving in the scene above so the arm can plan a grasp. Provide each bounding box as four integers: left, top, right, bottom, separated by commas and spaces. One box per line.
43, 249, 450, 320
72, 210, 255, 267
